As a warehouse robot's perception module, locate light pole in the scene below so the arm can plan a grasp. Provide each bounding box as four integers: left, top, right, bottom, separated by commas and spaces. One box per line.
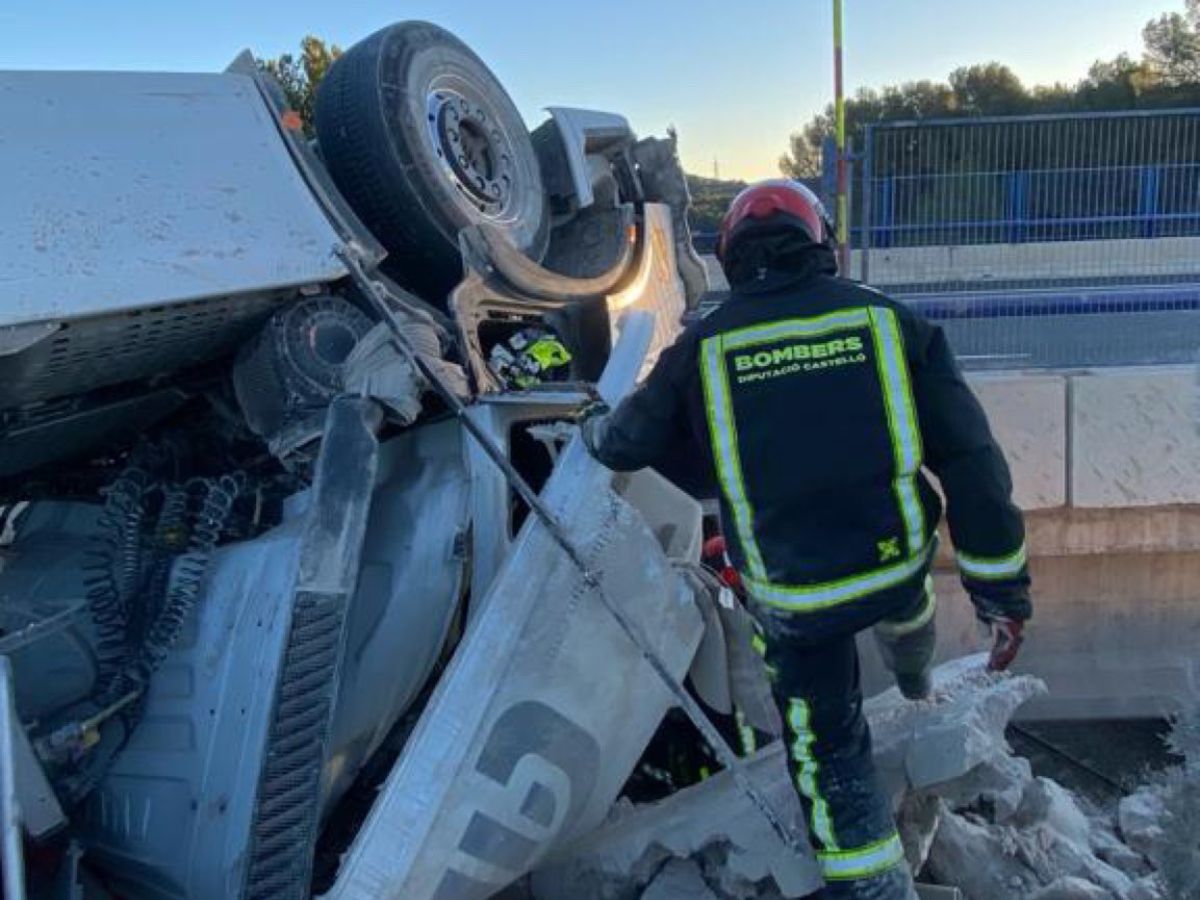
833, 0, 849, 273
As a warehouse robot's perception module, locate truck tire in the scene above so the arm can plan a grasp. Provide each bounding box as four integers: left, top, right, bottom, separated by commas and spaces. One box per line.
314, 21, 549, 298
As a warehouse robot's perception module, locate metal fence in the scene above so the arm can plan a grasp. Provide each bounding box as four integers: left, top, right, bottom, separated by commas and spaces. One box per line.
862, 113, 1200, 249
854, 110, 1200, 369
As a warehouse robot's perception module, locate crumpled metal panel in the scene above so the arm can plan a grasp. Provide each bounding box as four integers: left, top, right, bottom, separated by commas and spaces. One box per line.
325, 479, 704, 900
326, 205, 700, 900
0, 71, 347, 328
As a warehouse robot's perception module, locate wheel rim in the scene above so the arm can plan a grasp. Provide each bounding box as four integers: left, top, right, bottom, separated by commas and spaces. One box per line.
425, 83, 518, 222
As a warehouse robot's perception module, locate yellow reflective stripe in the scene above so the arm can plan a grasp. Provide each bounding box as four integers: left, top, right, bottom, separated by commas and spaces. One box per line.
868, 307, 925, 557
787, 698, 838, 850
735, 709, 757, 756
701, 335, 767, 578
875, 575, 937, 638
720, 308, 870, 350
957, 543, 1028, 580
746, 540, 936, 612
818, 832, 905, 881
750, 632, 767, 657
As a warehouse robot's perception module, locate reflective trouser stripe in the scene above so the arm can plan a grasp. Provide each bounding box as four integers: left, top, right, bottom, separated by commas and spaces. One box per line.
868, 307, 925, 557
818, 832, 906, 881
736, 709, 757, 755
874, 575, 937, 639
751, 632, 767, 657
787, 698, 838, 850
957, 543, 1028, 580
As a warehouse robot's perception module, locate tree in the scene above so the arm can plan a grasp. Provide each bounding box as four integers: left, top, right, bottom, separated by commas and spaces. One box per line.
686, 174, 747, 233
779, 79, 961, 178
948, 63, 1027, 115
1144, 0, 1200, 85
779, 119, 827, 178
259, 36, 342, 135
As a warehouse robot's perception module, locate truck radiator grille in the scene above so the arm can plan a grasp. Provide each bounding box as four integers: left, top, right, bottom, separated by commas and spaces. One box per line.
0, 294, 284, 408
243, 590, 346, 900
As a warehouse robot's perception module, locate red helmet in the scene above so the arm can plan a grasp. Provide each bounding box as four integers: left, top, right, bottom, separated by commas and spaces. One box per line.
718, 179, 831, 260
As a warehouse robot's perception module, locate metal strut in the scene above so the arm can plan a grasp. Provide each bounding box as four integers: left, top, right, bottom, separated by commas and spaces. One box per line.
338, 246, 809, 860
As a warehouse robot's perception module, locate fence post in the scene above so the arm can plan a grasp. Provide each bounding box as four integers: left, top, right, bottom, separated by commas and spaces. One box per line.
822, 134, 838, 205
1006, 171, 1029, 244
1138, 165, 1160, 238
861, 125, 874, 282
878, 177, 895, 250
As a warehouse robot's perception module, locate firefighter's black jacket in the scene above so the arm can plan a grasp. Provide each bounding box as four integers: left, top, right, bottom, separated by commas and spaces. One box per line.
584, 251, 1031, 633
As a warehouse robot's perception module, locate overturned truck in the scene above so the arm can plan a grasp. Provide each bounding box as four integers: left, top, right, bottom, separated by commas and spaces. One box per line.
0, 21, 719, 899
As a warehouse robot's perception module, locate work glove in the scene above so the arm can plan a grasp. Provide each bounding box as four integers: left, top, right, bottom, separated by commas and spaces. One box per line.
575, 390, 611, 459
573, 386, 609, 423
980, 615, 1025, 672
575, 399, 609, 423
970, 589, 1031, 672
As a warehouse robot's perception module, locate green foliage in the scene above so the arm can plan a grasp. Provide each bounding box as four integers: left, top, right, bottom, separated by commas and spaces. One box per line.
258, 36, 342, 136
1152, 701, 1200, 899
687, 174, 746, 233
1145, 0, 1200, 85
781, 1, 1200, 177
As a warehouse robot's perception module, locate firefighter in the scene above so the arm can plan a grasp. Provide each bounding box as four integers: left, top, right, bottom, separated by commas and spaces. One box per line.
580, 180, 1031, 899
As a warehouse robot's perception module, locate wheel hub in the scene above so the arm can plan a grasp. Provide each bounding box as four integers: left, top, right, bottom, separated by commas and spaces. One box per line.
427, 90, 516, 216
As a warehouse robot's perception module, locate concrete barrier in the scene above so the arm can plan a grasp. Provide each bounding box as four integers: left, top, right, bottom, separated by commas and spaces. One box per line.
969, 366, 1200, 509
1070, 367, 1200, 506
969, 374, 1067, 510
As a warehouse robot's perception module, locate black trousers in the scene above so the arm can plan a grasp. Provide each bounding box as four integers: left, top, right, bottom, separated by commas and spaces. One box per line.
752, 580, 936, 900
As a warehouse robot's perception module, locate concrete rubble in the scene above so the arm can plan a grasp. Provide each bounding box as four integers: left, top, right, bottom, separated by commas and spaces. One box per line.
1027, 877, 1119, 900
640, 859, 722, 900
530, 741, 822, 900
1116, 788, 1166, 858
525, 654, 1177, 900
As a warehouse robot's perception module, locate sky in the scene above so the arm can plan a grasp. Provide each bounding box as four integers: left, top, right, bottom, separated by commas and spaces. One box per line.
0, 0, 1176, 180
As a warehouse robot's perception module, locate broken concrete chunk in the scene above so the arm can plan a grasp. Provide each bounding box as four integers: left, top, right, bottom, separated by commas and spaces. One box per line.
532, 743, 822, 900
1089, 824, 1151, 879
935, 751, 1033, 822
1125, 874, 1165, 900
915, 887, 964, 900
1117, 788, 1166, 858
927, 802, 1135, 900
897, 793, 942, 873
865, 653, 1047, 800
640, 859, 720, 900
1022, 826, 1133, 899
1027, 876, 1116, 900
927, 807, 1038, 899
1012, 778, 1093, 849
